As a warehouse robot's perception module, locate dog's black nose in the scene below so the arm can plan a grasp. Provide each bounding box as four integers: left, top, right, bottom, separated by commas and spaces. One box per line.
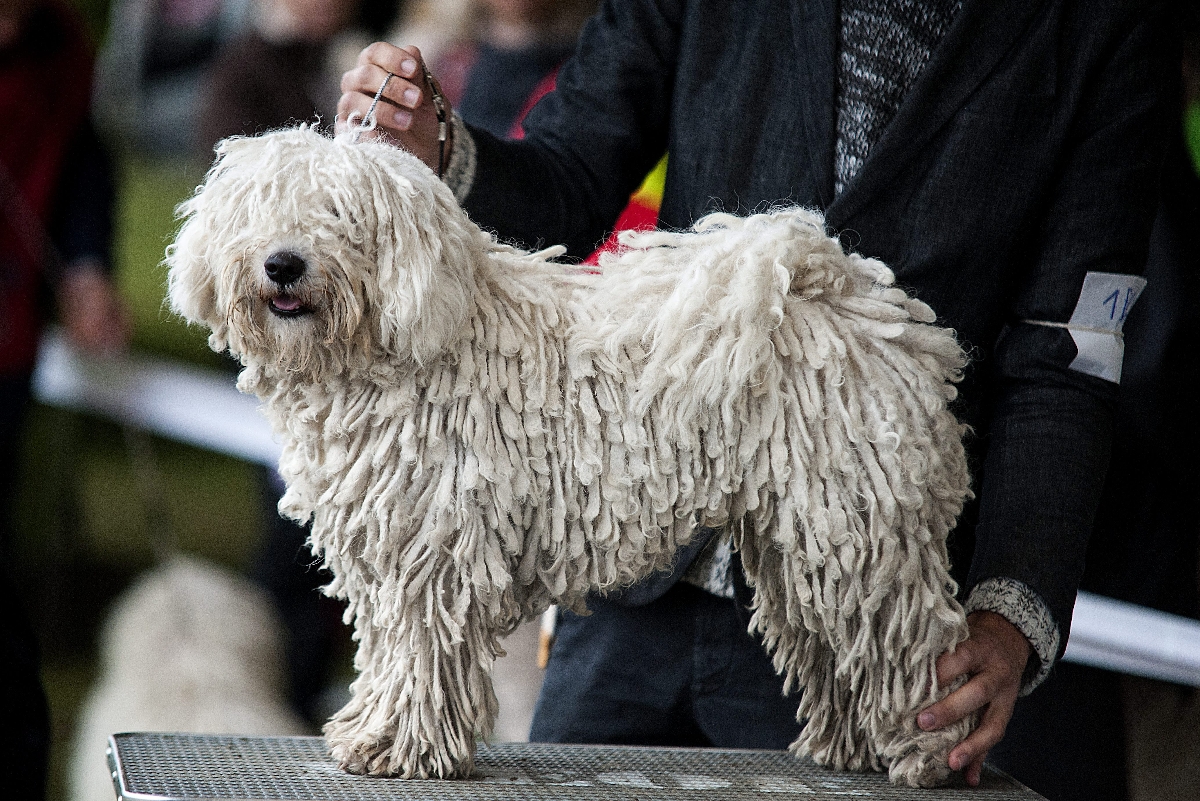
264, 251, 306, 287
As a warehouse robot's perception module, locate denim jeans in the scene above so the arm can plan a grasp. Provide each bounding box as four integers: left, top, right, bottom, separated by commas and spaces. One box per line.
529, 581, 801, 749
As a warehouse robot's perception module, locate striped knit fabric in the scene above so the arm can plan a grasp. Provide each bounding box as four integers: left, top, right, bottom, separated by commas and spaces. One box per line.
835, 0, 962, 196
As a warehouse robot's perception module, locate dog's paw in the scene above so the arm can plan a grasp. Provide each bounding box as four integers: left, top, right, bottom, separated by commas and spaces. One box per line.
324, 717, 473, 779
881, 713, 975, 788
326, 726, 396, 776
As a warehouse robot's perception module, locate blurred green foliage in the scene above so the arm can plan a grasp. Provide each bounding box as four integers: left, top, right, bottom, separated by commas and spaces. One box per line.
1186, 101, 1200, 177
113, 156, 229, 367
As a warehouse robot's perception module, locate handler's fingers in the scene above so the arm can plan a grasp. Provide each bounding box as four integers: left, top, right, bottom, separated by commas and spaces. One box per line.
966, 753, 985, 788
922, 611, 1031, 731
917, 667, 998, 731
934, 640, 977, 689
337, 66, 419, 130
344, 48, 425, 109
354, 42, 424, 82
918, 637, 985, 731
338, 48, 424, 126
337, 43, 446, 171
917, 612, 1030, 783
945, 684, 1018, 784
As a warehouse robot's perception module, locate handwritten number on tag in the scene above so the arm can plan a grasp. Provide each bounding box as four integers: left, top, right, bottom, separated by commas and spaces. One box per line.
1102, 287, 1136, 323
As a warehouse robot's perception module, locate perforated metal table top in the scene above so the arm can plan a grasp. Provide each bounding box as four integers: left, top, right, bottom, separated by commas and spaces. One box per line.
107, 733, 1046, 801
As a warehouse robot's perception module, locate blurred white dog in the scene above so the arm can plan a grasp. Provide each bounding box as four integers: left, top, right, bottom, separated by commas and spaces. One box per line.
69, 556, 305, 801
167, 126, 974, 786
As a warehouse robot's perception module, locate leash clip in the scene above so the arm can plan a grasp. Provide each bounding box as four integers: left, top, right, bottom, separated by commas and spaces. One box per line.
351, 71, 395, 144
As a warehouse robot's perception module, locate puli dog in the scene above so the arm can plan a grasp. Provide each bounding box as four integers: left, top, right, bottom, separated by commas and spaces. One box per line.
167, 126, 974, 787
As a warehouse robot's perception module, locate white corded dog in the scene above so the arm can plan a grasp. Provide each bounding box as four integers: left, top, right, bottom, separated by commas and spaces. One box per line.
167, 126, 975, 787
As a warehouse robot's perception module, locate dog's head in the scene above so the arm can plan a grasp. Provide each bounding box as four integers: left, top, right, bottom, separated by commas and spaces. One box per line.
168, 126, 480, 381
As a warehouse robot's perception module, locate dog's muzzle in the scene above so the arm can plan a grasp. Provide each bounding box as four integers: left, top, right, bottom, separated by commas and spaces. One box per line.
264, 251, 306, 287
263, 251, 312, 317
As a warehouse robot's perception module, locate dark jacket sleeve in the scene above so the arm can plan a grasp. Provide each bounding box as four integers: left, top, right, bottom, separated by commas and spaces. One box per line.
965, 7, 1169, 659
462, 0, 681, 258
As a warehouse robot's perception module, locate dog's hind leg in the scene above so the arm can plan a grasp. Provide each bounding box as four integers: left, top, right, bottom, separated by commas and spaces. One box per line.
872, 611, 975, 787
876, 680, 975, 787
744, 514, 972, 787
741, 531, 876, 771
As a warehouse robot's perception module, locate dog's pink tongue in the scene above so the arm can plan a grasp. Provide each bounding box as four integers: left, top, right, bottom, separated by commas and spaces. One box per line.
273, 296, 302, 311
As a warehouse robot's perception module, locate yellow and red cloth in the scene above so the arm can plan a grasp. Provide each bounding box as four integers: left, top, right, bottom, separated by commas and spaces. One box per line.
510, 70, 665, 266
583, 155, 666, 266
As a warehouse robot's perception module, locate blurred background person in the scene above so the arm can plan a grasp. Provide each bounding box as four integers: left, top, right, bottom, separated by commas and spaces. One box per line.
96, 0, 400, 161
393, 0, 595, 139
1, 1, 129, 797
94, 0, 252, 158
384, 0, 469, 69
197, 0, 388, 157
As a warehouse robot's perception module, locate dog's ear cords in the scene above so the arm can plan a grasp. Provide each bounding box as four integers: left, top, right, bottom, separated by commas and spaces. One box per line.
347, 67, 449, 178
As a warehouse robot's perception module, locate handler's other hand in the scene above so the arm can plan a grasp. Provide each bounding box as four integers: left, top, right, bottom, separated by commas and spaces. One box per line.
58, 262, 131, 356
338, 43, 446, 173
917, 611, 1031, 787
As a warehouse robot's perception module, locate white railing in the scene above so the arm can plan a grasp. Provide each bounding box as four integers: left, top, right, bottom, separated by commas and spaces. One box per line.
32, 330, 280, 466
1066, 592, 1200, 686
31, 331, 1200, 687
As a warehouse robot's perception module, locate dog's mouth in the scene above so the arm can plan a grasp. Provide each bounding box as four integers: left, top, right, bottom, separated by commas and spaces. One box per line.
267, 294, 312, 318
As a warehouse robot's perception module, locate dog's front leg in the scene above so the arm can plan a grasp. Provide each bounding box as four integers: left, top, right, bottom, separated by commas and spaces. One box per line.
324, 576, 499, 779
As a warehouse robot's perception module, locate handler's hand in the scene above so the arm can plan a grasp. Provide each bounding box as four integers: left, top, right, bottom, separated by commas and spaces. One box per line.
337, 43, 447, 172
58, 262, 131, 356
917, 611, 1031, 787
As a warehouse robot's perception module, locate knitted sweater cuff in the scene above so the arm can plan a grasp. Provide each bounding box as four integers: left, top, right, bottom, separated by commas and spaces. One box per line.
443, 113, 477, 205
964, 577, 1060, 696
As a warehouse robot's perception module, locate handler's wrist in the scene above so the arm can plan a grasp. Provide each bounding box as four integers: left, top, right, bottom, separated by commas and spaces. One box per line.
964, 578, 1058, 695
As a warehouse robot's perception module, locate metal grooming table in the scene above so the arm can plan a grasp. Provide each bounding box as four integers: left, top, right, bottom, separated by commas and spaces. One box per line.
106, 733, 1046, 801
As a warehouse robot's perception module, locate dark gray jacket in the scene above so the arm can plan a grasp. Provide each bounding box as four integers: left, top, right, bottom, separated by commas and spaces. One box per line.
460, 0, 1169, 659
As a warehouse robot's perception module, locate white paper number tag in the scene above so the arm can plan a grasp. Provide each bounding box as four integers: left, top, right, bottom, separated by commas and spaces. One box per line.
1064, 272, 1147, 383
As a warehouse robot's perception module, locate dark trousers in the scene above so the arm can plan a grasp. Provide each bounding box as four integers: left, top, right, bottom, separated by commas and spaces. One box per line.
988, 662, 1128, 801
0, 375, 50, 799
250, 467, 342, 725
530, 581, 801, 749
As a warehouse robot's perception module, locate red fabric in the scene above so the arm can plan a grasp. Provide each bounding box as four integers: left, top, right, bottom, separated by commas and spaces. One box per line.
582, 197, 659, 266
0, 2, 94, 374
508, 69, 559, 140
